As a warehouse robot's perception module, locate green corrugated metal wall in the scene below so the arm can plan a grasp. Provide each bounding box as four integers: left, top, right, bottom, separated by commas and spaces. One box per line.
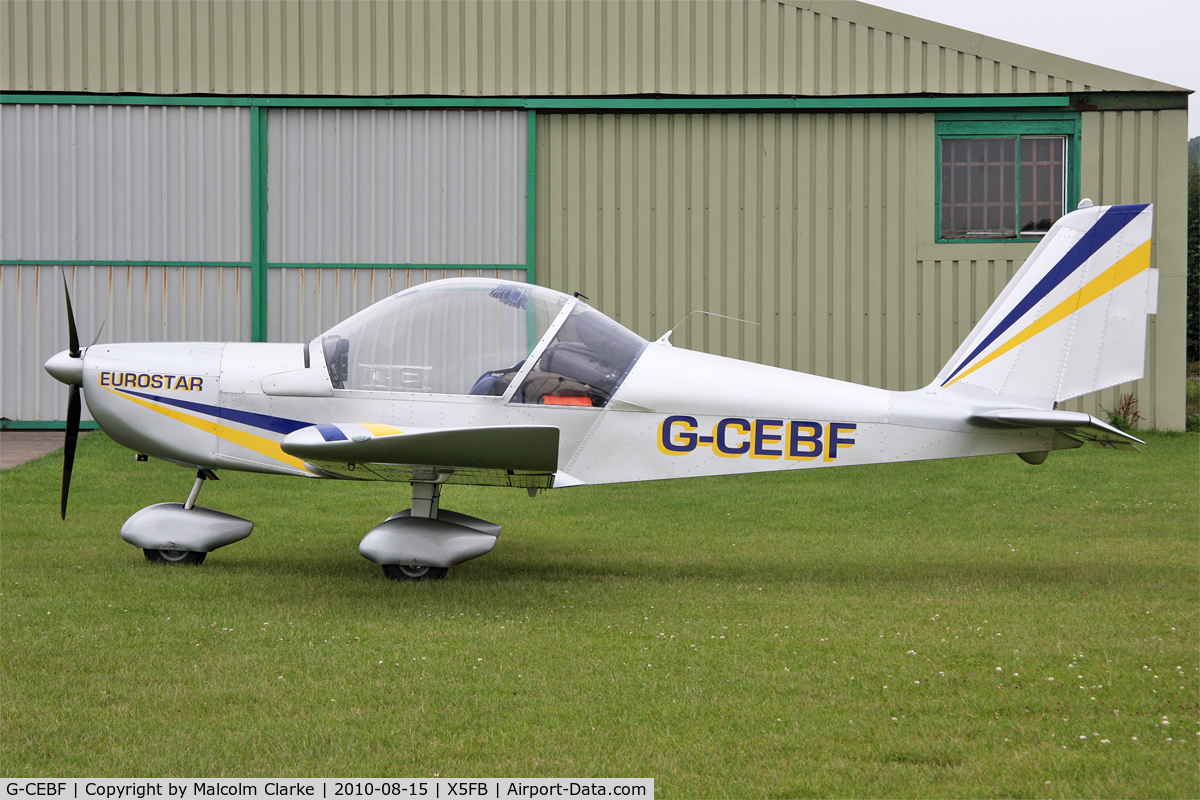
538, 112, 931, 387
5, 0, 1162, 97
1079, 109, 1188, 428
537, 109, 1187, 428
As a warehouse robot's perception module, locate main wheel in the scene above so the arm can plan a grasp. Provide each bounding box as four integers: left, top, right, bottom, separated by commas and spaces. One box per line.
144, 548, 207, 565
382, 564, 448, 581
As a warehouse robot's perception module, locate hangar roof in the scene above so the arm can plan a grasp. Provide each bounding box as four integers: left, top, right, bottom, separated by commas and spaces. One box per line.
0, 0, 1187, 98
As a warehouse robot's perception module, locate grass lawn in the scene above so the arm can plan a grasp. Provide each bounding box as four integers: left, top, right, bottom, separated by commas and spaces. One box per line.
2, 431, 1197, 797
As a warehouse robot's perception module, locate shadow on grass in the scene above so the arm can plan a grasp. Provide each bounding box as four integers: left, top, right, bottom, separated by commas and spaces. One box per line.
468, 554, 1189, 590
189, 542, 1191, 599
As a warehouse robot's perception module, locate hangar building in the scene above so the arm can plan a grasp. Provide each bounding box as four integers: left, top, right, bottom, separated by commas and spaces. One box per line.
0, 0, 1190, 429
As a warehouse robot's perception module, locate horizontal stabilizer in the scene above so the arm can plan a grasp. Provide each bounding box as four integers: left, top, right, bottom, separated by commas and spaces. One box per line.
282, 423, 560, 472
971, 408, 1142, 449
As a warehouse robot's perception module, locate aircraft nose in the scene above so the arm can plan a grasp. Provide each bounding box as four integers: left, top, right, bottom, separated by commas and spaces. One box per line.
45, 349, 83, 385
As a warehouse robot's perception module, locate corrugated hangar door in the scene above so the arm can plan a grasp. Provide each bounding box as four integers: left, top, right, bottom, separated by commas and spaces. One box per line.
0, 104, 253, 423
536, 112, 931, 391
0, 104, 529, 424
265, 108, 529, 343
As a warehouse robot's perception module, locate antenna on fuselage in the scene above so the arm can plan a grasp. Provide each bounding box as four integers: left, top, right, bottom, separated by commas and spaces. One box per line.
657, 310, 760, 345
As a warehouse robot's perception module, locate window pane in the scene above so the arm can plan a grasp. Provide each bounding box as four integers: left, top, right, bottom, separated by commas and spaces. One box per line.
940, 138, 1017, 238
1019, 136, 1065, 234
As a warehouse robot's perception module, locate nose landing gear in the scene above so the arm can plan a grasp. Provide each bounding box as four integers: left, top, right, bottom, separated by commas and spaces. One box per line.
121, 470, 253, 564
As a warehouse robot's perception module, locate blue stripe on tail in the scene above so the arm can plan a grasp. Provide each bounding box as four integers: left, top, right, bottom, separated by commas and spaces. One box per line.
940, 203, 1149, 387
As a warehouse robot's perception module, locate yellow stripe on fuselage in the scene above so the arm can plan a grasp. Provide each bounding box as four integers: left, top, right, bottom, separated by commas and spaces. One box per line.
945, 238, 1151, 388
106, 387, 311, 473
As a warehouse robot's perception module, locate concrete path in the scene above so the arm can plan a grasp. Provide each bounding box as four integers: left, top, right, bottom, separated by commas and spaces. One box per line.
0, 431, 78, 469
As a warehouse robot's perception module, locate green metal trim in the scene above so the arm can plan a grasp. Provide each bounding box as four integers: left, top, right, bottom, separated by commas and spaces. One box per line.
0, 95, 532, 108
1071, 91, 1189, 111
254, 97, 532, 109
0, 92, 1073, 112
1, 260, 252, 268
1, 420, 100, 431
936, 120, 1078, 136
526, 110, 538, 287
525, 110, 539, 347
0, 94, 259, 106
936, 110, 1081, 124
267, 263, 527, 271
1070, 116, 1082, 213
933, 235, 1059, 245
526, 96, 1071, 111
250, 106, 269, 342
934, 112, 1081, 245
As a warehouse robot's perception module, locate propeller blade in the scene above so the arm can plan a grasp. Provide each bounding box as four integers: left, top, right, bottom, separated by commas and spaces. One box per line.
88, 319, 106, 348
62, 269, 80, 358
61, 384, 81, 520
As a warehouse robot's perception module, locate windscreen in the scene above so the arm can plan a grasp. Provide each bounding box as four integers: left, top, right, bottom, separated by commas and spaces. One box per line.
512, 303, 648, 407
317, 280, 565, 395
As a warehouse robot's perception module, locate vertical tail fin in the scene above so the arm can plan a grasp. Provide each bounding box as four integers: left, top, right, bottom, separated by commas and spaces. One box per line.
932, 203, 1156, 406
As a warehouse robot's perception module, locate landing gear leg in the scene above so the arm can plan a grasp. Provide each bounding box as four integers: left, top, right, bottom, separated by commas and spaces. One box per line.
183, 470, 212, 510
411, 480, 442, 520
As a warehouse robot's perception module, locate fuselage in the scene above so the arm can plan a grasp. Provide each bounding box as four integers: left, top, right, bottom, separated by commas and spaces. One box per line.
77, 336, 1063, 488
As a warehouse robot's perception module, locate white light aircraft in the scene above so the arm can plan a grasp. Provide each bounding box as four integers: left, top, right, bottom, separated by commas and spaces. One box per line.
45, 202, 1158, 580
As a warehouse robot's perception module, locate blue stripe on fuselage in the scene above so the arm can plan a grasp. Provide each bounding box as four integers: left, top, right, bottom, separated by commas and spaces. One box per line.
114, 387, 312, 435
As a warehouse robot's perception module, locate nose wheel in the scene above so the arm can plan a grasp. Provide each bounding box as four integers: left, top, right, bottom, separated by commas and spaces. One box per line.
144, 548, 207, 565
381, 564, 448, 581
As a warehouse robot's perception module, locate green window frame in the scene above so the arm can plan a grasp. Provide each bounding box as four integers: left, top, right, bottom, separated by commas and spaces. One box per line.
935, 113, 1081, 243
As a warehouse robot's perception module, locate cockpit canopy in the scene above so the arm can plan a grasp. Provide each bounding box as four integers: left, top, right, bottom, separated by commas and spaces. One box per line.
314, 278, 646, 406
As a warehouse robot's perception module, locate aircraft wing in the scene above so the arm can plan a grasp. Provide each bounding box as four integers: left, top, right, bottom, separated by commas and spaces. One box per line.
970, 409, 1143, 450
281, 423, 560, 488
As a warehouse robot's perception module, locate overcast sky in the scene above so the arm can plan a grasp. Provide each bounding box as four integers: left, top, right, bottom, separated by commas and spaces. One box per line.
865, 0, 1200, 139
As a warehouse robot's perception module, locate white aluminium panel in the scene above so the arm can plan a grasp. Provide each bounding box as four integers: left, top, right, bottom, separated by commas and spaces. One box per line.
0, 104, 251, 262
267, 109, 527, 265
